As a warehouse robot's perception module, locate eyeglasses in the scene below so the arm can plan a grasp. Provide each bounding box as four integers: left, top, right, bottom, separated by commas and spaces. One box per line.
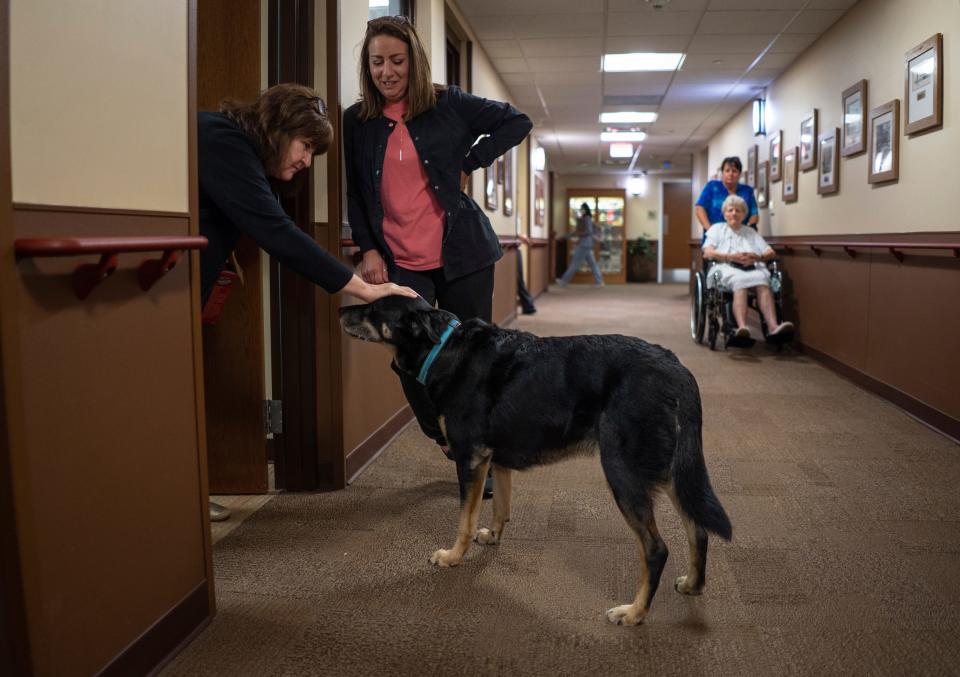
314, 97, 328, 116
367, 14, 411, 28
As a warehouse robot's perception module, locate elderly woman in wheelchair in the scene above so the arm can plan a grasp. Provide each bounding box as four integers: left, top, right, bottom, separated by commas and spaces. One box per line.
691, 194, 794, 349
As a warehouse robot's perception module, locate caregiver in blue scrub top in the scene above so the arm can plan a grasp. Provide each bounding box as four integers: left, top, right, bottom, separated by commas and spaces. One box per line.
695, 156, 758, 243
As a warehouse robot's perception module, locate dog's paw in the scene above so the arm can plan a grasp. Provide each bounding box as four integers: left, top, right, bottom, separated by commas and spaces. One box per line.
428, 548, 460, 568
605, 604, 646, 626
474, 528, 499, 545
674, 575, 703, 596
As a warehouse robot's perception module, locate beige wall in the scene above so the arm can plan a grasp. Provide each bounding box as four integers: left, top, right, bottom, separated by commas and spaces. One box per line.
552, 173, 667, 241
10, 0, 188, 212
705, 0, 958, 237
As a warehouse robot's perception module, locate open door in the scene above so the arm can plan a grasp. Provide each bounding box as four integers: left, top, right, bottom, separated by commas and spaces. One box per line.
197, 0, 270, 494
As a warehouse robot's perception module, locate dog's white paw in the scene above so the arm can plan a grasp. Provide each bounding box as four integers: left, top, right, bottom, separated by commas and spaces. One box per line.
474, 528, 499, 545
605, 604, 646, 626
429, 548, 460, 567
674, 575, 703, 596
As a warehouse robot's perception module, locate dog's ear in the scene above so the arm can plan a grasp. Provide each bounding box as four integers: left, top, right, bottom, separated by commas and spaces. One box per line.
415, 308, 458, 343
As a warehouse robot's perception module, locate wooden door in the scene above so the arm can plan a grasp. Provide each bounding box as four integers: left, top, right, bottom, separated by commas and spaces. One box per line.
198, 0, 269, 494
662, 182, 693, 271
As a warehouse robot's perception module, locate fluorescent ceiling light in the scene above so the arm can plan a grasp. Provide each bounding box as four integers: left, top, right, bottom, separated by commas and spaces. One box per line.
602, 52, 685, 72
601, 131, 647, 142
609, 143, 634, 158
600, 111, 658, 124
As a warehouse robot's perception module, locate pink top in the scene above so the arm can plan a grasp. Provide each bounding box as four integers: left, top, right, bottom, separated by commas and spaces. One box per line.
380, 100, 445, 270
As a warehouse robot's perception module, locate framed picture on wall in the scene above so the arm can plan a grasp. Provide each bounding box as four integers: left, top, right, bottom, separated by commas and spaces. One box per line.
534, 174, 545, 227
496, 155, 505, 185
746, 144, 758, 186
782, 147, 798, 203
818, 128, 840, 195
799, 109, 818, 171
485, 164, 498, 210
502, 149, 514, 217
769, 130, 782, 182
841, 79, 867, 156
756, 160, 769, 208
868, 99, 900, 184
904, 33, 943, 135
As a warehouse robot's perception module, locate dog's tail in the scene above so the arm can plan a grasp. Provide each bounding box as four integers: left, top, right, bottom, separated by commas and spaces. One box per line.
670, 381, 732, 541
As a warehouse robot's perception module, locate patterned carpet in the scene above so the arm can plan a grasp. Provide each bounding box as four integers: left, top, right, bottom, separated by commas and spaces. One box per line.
163, 283, 960, 677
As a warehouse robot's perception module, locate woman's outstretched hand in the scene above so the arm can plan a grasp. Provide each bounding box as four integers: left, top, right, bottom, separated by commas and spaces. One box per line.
343, 274, 418, 303
360, 249, 389, 284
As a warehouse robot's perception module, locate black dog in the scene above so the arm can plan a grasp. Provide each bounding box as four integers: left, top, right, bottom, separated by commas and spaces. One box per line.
339, 295, 732, 625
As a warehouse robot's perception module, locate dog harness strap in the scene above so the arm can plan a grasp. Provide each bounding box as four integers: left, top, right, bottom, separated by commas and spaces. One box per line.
416, 319, 461, 385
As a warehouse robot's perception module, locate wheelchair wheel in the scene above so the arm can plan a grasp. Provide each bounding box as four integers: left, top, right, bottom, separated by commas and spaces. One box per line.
690, 271, 706, 343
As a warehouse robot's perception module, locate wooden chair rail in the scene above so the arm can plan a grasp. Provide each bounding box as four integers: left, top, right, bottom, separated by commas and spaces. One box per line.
14, 236, 208, 299
766, 240, 960, 262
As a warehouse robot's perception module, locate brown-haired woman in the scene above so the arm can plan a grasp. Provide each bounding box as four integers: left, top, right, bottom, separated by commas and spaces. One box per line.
199, 83, 416, 520
343, 16, 532, 498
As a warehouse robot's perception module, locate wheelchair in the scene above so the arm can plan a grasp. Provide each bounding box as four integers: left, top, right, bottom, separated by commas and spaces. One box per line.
690, 258, 790, 350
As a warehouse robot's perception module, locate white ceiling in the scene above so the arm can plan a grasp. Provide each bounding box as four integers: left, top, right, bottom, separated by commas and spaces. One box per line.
454, 0, 860, 175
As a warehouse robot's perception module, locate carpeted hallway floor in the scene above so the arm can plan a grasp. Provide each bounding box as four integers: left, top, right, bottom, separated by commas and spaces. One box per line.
163, 283, 960, 677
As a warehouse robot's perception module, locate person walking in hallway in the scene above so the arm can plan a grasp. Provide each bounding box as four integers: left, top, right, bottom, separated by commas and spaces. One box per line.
557, 202, 604, 287
343, 15, 532, 499
199, 83, 417, 521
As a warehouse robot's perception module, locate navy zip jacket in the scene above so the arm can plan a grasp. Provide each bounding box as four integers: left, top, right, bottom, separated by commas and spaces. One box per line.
343, 85, 532, 281
197, 112, 353, 303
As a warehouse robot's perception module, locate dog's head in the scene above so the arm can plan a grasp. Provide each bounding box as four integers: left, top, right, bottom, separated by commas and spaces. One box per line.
339, 295, 458, 349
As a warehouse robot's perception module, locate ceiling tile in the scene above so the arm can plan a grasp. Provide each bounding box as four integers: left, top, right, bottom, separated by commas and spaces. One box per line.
752, 51, 800, 70
697, 10, 794, 34
480, 39, 523, 58
502, 72, 536, 86
457, 0, 604, 15
512, 14, 604, 38
706, 0, 806, 9
534, 71, 603, 86
784, 10, 845, 34
527, 56, 600, 73
768, 33, 820, 52
491, 58, 529, 73
603, 35, 691, 53
608, 0, 710, 10
465, 16, 516, 40
682, 52, 757, 69
606, 11, 703, 36
519, 37, 602, 57
686, 33, 775, 53
806, 0, 858, 9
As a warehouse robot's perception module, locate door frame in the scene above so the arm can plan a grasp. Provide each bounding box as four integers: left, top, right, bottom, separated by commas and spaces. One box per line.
657, 178, 692, 284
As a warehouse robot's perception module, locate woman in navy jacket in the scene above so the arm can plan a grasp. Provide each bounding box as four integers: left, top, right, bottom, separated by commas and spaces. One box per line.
344, 16, 532, 494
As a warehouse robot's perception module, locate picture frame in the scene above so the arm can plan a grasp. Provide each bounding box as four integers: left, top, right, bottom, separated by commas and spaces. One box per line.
534, 175, 546, 227
904, 33, 943, 135
841, 79, 867, 157
782, 147, 798, 203
769, 130, 782, 182
799, 109, 818, 171
868, 99, 900, 184
755, 160, 769, 208
502, 149, 514, 217
817, 127, 839, 195
746, 144, 758, 186
484, 163, 498, 210
743, 170, 750, 187
496, 155, 505, 185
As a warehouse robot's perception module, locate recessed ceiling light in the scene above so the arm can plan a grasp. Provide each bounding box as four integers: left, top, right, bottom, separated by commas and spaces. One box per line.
599, 112, 658, 124
609, 143, 634, 158
601, 131, 647, 142
602, 52, 685, 72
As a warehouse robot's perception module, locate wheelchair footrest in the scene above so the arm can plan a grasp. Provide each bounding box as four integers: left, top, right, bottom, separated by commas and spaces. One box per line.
765, 329, 794, 345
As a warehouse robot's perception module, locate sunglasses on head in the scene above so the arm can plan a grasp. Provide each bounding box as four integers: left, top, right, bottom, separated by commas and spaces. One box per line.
367, 14, 410, 27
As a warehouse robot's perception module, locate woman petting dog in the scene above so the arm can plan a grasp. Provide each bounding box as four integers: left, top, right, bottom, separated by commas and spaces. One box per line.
343, 15, 532, 498
702, 194, 794, 340
198, 83, 417, 521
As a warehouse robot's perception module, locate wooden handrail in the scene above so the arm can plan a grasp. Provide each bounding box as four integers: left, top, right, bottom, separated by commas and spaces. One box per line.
14, 236, 208, 299
766, 239, 960, 261
14, 236, 207, 258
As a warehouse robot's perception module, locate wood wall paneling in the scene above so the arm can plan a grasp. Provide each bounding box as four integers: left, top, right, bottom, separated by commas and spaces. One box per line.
198, 0, 268, 493
494, 246, 519, 325
12, 207, 210, 674
527, 241, 549, 298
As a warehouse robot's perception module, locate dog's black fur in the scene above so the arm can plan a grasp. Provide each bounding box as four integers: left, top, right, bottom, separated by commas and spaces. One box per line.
339, 295, 732, 625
